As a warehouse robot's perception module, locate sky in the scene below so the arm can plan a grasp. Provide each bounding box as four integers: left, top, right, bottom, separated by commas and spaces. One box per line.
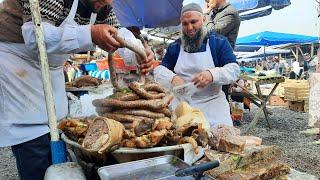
183, 0, 319, 38
1, 0, 317, 38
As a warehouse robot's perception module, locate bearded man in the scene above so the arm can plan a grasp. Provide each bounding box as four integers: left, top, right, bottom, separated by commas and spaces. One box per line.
154, 3, 240, 127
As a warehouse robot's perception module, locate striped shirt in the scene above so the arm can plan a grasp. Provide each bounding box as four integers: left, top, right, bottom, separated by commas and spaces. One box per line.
0, 0, 120, 43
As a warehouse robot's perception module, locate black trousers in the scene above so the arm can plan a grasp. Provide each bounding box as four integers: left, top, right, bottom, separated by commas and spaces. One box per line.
222, 85, 230, 100
11, 133, 51, 180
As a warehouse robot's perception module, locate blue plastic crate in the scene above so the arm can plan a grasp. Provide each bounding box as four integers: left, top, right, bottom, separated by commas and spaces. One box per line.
80, 63, 98, 72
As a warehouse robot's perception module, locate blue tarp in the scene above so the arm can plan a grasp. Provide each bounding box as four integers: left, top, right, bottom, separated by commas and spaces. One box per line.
229, 0, 291, 12
240, 6, 273, 21
112, 0, 183, 28
112, 0, 290, 28
236, 31, 319, 46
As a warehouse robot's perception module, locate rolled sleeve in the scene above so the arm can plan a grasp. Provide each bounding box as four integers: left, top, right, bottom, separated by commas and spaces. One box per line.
208, 63, 240, 85
76, 25, 95, 52
153, 65, 176, 90
22, 21, 95, 55
154, 65, 176, 82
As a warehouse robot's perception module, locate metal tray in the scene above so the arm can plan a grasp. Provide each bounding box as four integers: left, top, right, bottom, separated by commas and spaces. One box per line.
98, 155, 194, 180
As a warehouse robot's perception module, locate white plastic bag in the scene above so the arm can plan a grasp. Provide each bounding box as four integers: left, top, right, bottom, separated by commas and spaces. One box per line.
172, 82, 197, 103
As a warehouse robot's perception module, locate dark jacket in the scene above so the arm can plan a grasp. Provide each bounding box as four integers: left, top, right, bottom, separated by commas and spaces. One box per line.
161, 32, 237, 71
205, 3, 240, 49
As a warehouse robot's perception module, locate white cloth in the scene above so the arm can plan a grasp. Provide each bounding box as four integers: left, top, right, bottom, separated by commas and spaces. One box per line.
233, 79, 245, 93
308, 73, 320, 127
292, 61, 301, 75
155, 42, 239, 127
0, 0, 94, 147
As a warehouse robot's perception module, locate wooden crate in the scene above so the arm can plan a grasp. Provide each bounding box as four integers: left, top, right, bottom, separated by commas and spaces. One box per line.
269, 95, 288, 106
288, 101, 308, 112
304, 99, 309, 112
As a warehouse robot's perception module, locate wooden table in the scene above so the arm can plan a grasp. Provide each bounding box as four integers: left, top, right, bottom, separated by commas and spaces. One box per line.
233, 75, 285, 134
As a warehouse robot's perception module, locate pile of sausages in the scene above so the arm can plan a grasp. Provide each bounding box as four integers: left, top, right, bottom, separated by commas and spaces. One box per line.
92, 82, 177, 148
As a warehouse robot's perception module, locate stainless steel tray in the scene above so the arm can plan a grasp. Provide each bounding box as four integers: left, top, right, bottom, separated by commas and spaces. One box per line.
98, 155, 194, 180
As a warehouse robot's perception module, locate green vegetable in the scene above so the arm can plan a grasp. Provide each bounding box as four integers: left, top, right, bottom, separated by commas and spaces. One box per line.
231, 154, 240, 162
171, 157, 179, 166
119, 88, 132, 93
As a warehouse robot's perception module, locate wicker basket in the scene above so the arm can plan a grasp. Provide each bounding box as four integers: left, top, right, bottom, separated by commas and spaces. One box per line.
284, 80, 309, 102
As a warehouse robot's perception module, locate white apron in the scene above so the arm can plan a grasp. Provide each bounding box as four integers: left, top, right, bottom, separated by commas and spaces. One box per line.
173, 42, 233, 127
0, 0, 84, 146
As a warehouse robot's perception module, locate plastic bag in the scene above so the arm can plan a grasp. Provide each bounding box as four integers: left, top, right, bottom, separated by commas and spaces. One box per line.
172, 82, 198, 103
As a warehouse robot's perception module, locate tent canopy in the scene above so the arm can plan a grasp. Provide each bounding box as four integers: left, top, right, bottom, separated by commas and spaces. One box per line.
112, 0, 183, 28
113, 0, 291, 28
239, 47, 291, 58
236, 31, 319, 46
229, 0, 291, 12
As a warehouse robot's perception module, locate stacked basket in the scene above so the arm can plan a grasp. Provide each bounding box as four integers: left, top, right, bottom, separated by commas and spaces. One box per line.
283, 80, 309, 112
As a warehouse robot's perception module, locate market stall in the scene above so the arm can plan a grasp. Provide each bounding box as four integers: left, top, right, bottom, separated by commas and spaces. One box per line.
230, 74, 285, 133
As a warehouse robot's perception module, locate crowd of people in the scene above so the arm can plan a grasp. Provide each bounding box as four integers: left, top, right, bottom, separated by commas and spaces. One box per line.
238, 50, 320, 80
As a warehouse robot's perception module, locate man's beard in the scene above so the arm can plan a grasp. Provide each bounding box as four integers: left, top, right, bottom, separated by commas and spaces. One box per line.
80, 0, 105, 13
181, 27, 207, 53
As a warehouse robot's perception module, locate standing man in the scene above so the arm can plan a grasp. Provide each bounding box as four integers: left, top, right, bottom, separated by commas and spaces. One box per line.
204, 0, 240, 49
204, 0, 241, 99
154, 3, 240, 127
0, 0, 154, 179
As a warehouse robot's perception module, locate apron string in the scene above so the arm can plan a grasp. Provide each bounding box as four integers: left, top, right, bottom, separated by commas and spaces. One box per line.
65, 0, 80, 23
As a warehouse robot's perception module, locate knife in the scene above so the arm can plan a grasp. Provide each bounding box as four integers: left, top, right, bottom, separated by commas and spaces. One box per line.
156, 160, 220, 180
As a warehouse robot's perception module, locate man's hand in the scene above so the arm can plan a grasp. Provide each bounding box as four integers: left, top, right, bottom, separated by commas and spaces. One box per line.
91, 24, 121, 52
192, 70, 213, 88
204, 0, 217, 13
204, 1, 211, 14
139, 47, 155, 74
172, 75, 185, 86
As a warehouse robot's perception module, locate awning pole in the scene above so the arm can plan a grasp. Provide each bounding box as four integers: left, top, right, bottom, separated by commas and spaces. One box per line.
28, 0, 66, 164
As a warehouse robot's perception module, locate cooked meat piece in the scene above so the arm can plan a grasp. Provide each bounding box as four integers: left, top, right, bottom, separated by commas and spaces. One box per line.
73, 75, 101, 88
122, 122, 134, 129
65, 82, 73, 88
142, 83, 166, 93
133, 119, 155, 136
209, 124, 241, 150
146, 91, 160, 95
135, 136, 152, 148
192, 127, 209, 147
103, 113, 153, 123
155, 108, 172, 117
95, 107, 112, 115
123, 129, 136, 139
149, 129, 168, 146
166, 130, 183, 145
113, 109, 165, 119
129, 82, 165, 99
92, 93, 173, 110
175, 101, 194, 118
179, 136, 199, 154
217, 135, 246, 154
108, 52, 121, 91
177, 123, 198, 137
58, 118, 90, 141
115, 92, 140, 101
154, 118, 173, 130
216, 160, 291, 180
82, 118, 109, 151
82, 117, 124, 154
121, 139, 137, 148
